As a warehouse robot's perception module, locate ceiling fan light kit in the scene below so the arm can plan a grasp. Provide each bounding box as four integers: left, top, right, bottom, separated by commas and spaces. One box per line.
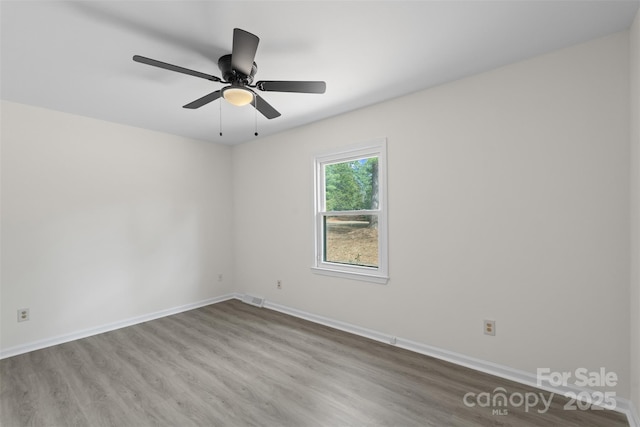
133, 28, 326, 130
222, 86, 254, 107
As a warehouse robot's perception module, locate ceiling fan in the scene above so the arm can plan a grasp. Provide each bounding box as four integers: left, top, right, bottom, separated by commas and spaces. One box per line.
133, 28, 326, 120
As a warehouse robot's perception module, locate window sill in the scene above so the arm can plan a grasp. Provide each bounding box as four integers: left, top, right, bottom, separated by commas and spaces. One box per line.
311, 266, 389, 284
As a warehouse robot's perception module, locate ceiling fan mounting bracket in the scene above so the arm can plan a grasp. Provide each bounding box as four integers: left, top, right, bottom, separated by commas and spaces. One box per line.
218, 54, 257, 85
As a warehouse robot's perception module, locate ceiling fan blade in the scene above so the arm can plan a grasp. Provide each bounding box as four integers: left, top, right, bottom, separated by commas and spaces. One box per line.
256, 81, 326, 94
231, 28, 259, 76
251, 93, 281, 119
183, 90, 222, 109
133, 55, 221, 82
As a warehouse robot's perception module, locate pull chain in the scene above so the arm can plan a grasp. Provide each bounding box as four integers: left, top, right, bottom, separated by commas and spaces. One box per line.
219, 98, 223, 137
254, 94, 259, 136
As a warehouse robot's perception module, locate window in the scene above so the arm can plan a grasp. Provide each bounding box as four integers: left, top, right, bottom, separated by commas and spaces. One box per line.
312, 139, 388, 283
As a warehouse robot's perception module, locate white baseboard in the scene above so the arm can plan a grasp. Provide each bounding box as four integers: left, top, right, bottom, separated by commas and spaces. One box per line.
0, 293, 239, 360
264, 300, 396, 344
262, 299, 638, 427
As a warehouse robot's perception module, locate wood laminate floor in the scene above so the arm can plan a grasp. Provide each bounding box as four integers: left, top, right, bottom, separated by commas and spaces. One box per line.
0, 299, 629, 426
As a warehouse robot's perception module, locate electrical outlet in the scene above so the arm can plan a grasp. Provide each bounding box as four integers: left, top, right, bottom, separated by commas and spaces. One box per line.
276, 280, 282, 289
18, 308, 29, 322
484, 320, 495, 336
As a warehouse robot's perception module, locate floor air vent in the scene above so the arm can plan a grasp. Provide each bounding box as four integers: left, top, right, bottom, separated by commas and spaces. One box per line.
242, 294, 265, 308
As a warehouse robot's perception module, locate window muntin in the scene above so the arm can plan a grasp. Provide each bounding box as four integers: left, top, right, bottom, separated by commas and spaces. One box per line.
313, 139, 388, 283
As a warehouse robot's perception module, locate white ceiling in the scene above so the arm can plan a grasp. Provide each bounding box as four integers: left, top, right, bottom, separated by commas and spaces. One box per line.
1, 1, 638, 145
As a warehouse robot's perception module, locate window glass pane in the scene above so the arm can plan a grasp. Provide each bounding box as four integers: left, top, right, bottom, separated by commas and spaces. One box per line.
324, 215, 378, 267
324, 157, 379, 211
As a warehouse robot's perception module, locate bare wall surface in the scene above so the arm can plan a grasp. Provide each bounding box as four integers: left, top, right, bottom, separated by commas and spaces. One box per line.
0, 102, 234, 350
630, 7, 640, 418
233, 33, 631, 397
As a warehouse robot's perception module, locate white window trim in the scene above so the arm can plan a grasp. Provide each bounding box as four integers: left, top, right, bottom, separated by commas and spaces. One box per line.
312, 138, 389, 284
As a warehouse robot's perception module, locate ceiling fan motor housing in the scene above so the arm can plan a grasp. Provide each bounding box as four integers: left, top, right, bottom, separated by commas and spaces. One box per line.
218, 54, 257, 85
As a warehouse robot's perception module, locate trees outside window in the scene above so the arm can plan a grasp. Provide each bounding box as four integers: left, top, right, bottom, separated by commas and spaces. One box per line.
313, 139, 388, 283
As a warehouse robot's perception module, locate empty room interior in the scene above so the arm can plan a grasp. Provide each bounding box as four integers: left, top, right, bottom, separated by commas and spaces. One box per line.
2, 1, 640, 426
